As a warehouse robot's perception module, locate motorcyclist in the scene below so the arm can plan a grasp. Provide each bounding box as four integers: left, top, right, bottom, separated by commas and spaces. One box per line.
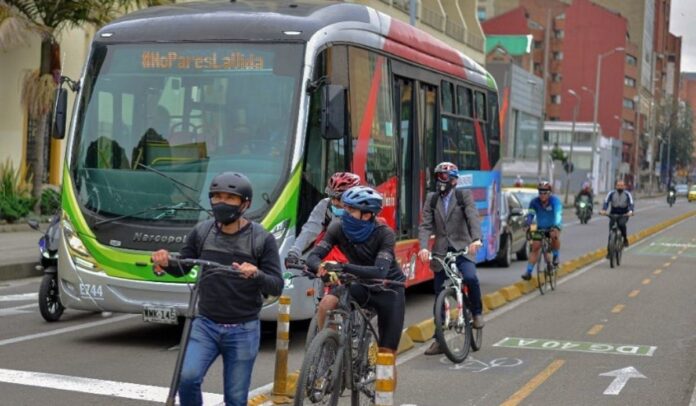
514, 175, 524, 187
284, 172, 361, 268
574, 182, 594, 216
667, 182, 677, 204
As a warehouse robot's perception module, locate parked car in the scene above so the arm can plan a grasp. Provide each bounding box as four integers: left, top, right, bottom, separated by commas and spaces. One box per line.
675, 184, 689, 196
505, 187, 538, 212
496, 189, 530, 267
688, 185, 696, 202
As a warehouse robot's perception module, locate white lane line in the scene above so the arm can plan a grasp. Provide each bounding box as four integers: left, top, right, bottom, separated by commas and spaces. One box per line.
0, 314, 138, 347
0, 367, 224, 404
0, 303, 36, 317
0, 293, 37, 302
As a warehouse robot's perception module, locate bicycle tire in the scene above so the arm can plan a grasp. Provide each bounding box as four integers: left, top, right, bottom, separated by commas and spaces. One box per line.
434, 287, 471, 363
350, 317, 378, 406
294, 329, 343, 406
536, 246, 548, 295
305, 313, 319, 351
468, 306, 483, 352
609, 232, 617, 269
547, 262, 557, 290
616, 235, 623, 266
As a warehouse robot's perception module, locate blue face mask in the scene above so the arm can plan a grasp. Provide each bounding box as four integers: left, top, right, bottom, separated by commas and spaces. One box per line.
330, 205, 345, 217
341, 212, 375, 243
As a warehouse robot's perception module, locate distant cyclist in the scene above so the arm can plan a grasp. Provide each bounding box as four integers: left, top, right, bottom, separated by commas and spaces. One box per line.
600, 179, 634, 249
521, 181, 563, 281
514, 175, 524, 187
306, 186, 406, 357
284, 172, 360, 268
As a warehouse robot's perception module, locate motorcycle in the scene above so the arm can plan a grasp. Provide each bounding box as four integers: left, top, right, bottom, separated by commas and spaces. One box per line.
576, 198, 592, 224
28, 214, 64, 322
667, 190, 676, 207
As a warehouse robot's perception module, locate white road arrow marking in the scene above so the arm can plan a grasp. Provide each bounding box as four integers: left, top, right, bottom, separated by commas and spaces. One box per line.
600, 366, 646, 395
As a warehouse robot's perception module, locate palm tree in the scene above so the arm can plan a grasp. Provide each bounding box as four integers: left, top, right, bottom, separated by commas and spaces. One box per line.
0, 0, 171, 210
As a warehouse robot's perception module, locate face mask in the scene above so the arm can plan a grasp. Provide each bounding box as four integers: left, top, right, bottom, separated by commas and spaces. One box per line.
437, 180, 454, 195
341, 212, 375, 243
330, 205, 345, 217
211, 202, 243, 225
616, 188, 624, 193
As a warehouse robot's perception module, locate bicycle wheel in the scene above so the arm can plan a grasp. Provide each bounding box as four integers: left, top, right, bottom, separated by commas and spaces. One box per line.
536, 248, 548, 295
616, 236, 623, 266
547, 261, 557, 291
467, 306, 483, 352
434, 287, 471, 363
350, 317, 378, 406
609, 232, 617, 269
305, 313, 320, 351
294, 329, 343, 406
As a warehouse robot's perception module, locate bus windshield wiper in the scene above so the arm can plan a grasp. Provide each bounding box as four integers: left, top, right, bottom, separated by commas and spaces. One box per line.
136, 163, 211, 215
94, 202, 207, 228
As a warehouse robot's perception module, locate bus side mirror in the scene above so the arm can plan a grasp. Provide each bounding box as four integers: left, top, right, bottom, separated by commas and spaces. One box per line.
320, 84, 346, 140
52, 87, 68, 140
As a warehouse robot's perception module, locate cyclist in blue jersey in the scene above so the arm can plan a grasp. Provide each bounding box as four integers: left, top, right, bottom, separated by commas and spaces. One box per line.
521, 181, 563, 281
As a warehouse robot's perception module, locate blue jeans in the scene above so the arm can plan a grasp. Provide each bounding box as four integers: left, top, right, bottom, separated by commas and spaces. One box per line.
178, 316, 260, 406
433, 253, 482, 316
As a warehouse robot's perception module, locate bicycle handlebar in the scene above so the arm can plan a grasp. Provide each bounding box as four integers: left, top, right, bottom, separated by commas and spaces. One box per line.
152, 256, 241, 277
428, 250, 468, 269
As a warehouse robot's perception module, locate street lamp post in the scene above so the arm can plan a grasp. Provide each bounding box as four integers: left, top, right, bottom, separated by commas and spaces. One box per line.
590, 47, 624, 193
565, 89, 580, 204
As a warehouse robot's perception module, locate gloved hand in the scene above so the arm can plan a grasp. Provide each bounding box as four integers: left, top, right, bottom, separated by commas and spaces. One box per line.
284, 251, 304, 269
321, 271, 340, 285
322, 261, 344, 273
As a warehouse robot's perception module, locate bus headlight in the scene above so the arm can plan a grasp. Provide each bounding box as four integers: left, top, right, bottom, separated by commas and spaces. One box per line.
62, 217, 96, 265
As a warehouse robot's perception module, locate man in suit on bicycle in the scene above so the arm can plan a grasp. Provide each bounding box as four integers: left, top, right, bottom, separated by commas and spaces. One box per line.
521, 181, 563, 281
418, 162, 483, 355
600, 179, 634, 251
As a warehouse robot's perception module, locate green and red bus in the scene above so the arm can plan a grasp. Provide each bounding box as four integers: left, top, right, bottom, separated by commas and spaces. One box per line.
54, 1, 501, 322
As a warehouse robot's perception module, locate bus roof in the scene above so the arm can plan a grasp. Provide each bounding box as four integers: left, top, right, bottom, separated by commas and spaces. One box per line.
97, 0, 492, 88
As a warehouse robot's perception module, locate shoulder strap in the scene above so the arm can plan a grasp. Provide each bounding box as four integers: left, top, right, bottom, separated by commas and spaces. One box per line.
251, 223, 266, 261
455, 189, 469, 221
196, 220, 216, 258
429, 192, 439, 211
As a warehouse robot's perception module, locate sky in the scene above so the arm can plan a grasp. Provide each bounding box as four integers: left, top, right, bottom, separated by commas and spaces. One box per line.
670, 0, 696, 73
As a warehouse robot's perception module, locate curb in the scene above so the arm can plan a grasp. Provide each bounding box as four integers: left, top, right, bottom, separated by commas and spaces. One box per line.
0, 262, 41, 282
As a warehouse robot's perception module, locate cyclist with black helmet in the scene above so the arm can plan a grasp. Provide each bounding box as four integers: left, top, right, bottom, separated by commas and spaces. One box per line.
306, 186, 406, 356
151, 172, 283, 406
418, 162, 484, 356
522, 181, 563, 281
285, 172, 361, 268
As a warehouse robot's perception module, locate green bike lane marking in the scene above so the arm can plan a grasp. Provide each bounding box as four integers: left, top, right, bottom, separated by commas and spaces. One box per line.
636, 236, 696, 257
493, 337, 657, 357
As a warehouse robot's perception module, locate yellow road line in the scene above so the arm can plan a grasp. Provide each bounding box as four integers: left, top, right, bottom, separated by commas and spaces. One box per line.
500, 359, 566, 406
587, 324, 604, 335
611, 304, 625, 313
653, 269, 662, 275
663, 262, 672, 267
628, 290, 640, 298
671, 256, 678, 260
642, 278, 652, 285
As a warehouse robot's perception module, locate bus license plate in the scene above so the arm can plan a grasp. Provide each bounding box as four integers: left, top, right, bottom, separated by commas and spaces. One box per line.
142, 305, 178, 325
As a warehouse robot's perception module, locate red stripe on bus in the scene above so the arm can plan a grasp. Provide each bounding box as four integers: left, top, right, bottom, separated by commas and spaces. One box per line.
383, 20, 467, 80
474, 120, 490, 170
351, 56, 385, 179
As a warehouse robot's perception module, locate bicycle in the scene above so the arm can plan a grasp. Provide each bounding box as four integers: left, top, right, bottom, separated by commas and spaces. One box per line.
429, 250, 482, 364
603, 213, 629, 268
526, 227, 557, 294
152, 256, 243, 406
294, 270, 403, 406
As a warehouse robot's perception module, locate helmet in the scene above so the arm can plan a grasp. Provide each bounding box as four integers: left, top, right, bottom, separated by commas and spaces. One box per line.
537, 181, 552, 192
514, 176, 524, 187
325, 172, 361, 197
434, 162, 459, 182
341, 186, 383, 214
208, 172, 253, 202
582, 181, 591, 191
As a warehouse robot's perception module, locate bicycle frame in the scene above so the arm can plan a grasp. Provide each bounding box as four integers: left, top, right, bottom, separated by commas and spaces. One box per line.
430, 252, 468, 329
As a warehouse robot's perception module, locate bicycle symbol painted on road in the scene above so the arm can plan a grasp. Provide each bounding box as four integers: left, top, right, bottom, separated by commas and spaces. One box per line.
440, 356, 524, 372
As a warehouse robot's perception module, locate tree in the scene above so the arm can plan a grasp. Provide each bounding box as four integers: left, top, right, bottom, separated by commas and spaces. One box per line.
657, 99, 694, 183
0, 0, 171, 210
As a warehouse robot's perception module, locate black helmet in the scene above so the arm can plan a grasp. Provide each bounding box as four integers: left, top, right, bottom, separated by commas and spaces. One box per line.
208, 172, 253, 202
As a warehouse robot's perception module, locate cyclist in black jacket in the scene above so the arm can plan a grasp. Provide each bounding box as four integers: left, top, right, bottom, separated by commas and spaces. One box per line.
152, 172, 283, 406
306, 186, 406, 356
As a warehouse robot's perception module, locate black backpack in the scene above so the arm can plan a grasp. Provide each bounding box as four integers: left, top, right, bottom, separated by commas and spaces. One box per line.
195, 219, 266, 261
429, 189, 470, 222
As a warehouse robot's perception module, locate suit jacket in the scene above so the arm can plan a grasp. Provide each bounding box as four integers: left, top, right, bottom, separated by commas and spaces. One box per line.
418, 189, 482, 271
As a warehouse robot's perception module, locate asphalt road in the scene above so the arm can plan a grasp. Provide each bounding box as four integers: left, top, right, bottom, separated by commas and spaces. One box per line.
0, 196, 693, 405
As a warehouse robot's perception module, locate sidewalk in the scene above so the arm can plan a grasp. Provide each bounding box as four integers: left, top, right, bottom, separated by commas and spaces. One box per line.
0, 225, 43, 281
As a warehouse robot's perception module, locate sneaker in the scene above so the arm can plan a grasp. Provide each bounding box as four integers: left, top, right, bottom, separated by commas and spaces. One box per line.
552, 257, 559, 267
623, 238, 629, 247
424, 341, 443, 355
521, 273, 532, 281
473, 315, 485, 329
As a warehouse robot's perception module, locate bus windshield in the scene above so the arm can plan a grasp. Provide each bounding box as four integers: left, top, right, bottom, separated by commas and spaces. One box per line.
69, 42, 302, 224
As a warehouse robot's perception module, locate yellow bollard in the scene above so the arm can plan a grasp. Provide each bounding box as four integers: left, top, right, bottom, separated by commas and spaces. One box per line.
272, 296, 292, 404
375, 352, 396, 406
